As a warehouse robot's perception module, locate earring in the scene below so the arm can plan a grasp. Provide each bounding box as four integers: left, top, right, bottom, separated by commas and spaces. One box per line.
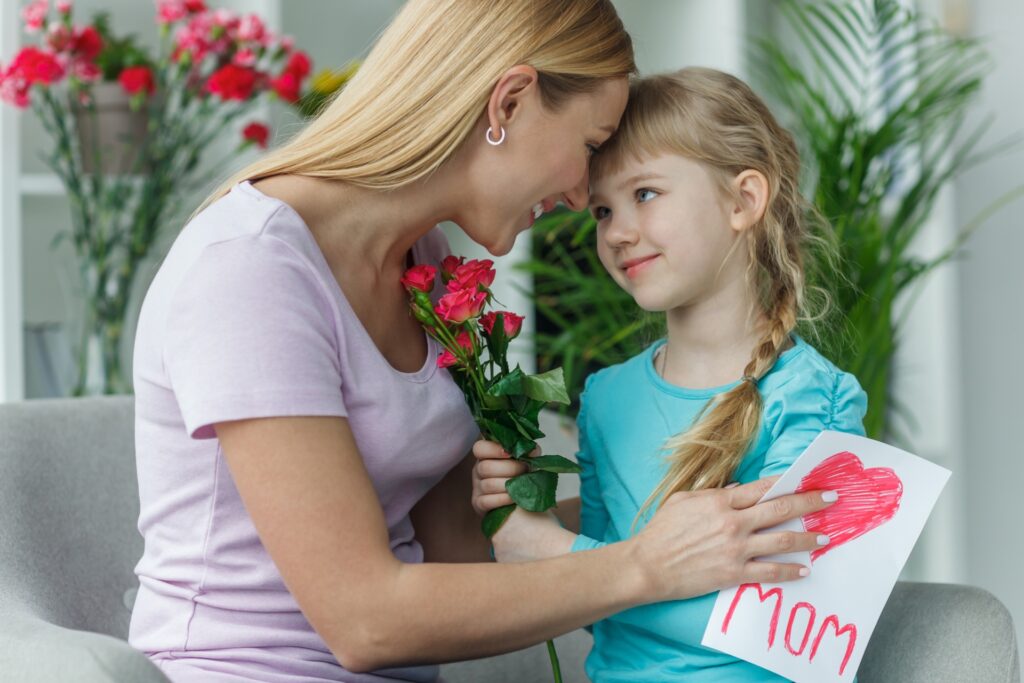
485, 126, 506, 146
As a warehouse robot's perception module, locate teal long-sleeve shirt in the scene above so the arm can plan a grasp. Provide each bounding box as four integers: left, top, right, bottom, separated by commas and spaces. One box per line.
569, 336, 867, 682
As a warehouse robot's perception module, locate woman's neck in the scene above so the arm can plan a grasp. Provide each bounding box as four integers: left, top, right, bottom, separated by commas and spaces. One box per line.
252, 166, 464, 278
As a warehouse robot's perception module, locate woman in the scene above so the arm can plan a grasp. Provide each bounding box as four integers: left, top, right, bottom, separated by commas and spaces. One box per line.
128, 1, 835, 681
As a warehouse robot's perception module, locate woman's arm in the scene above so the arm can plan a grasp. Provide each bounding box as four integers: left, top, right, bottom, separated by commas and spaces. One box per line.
409, 449, 493, 563
216, 415, 833, 673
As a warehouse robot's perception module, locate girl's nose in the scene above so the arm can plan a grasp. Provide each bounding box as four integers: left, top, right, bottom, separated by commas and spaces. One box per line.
603, 214, 639, 247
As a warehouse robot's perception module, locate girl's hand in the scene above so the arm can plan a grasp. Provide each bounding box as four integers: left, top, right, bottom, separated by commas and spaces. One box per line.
470, 438, 530, 517
626, 477, 837, 603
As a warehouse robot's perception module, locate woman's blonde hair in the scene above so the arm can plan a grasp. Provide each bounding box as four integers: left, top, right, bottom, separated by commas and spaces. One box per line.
195, 0, 635, 214
591, 68, 837, 525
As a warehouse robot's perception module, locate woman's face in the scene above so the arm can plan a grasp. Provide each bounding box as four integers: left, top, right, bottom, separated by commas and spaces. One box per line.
460, 75, 629, 256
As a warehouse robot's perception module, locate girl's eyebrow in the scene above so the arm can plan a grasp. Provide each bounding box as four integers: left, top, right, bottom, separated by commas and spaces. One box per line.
617, 173, 665, 191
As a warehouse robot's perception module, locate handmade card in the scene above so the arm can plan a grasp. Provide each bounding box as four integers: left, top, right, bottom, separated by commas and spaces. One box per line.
701, 431, 950, 682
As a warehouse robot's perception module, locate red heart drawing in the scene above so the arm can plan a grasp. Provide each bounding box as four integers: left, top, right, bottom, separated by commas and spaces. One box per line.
795, 451, 903, 562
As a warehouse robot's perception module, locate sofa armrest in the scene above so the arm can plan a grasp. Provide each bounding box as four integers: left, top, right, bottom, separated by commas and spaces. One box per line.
0, 612, 169, 683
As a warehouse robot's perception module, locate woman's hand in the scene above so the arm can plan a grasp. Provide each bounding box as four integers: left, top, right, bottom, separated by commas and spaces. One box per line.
627, 479, 835, 603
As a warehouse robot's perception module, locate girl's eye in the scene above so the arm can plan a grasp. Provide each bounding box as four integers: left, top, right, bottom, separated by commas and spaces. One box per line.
586, 144, 599, 157
637, 188, 658, 203
592, 206, 610, 220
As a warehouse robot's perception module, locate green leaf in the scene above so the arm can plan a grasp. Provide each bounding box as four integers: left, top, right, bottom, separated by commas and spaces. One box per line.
526, 454, 581, 474
478, 418, 524, 455
487, 366, 525, 397
522, 368, 570, 405
506, 471, 558, 512
481, 504, 516, 539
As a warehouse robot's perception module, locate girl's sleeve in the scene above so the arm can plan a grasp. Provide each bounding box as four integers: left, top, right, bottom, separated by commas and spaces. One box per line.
163, 235, 348, 440
759, 369, 868, 478
570, 374, 611, 553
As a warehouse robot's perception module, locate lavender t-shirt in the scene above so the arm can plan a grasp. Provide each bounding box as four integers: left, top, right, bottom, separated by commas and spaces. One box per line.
128, 180, 479, 682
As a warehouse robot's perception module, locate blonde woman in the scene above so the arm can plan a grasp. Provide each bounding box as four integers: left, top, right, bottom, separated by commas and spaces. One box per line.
128, 3, 836, 681
473, 68, 866, 681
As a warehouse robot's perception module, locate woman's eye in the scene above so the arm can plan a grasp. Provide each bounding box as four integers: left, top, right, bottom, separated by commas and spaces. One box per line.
637, 188, 658, 203
592, 206, 610, 220
586, 144, 599, 157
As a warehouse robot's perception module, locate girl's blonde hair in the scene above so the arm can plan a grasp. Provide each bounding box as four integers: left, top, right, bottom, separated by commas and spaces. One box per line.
195, 0, 635, 214
590, 68, 837, 525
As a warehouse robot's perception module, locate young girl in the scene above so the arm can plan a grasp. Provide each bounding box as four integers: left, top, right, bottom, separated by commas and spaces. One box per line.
473, 67, 867, 681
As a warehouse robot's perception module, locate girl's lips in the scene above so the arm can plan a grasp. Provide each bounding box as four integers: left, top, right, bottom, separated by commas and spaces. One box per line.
622, 254, 659, 279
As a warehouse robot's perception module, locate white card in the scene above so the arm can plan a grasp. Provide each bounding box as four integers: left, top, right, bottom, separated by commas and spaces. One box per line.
701, 431, 950, 682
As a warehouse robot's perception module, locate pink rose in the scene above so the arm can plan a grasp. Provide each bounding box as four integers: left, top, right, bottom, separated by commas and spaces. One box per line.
440, 255, 464, 279
435, 288, 487, 323
446, 258, 496, 293
479, 311, 524, 339
437, 331, 474, 369
400, 264, 437, 293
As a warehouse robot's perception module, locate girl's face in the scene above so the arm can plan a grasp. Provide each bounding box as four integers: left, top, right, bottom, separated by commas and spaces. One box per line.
461, 76, 629, 256
589, 152, 750, 313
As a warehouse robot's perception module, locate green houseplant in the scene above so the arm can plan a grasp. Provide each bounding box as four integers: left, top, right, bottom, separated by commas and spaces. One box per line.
518, 0, 1022, 438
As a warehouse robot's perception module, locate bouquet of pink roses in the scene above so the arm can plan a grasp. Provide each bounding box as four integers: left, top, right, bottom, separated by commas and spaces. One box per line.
402, 255, 579, 682
401, 256, 582, 537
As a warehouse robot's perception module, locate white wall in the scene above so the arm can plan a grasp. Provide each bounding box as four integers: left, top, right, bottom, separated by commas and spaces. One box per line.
944, 0, 1024, 660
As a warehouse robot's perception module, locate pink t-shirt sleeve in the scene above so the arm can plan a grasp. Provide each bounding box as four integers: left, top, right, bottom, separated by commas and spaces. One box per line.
163, 233, 348, 439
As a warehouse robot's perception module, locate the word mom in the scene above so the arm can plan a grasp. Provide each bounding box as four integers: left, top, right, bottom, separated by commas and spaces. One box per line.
720, 583, 858, 676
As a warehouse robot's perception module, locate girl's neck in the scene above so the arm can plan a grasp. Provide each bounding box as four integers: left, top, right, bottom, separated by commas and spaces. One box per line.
659, 284, 768, 390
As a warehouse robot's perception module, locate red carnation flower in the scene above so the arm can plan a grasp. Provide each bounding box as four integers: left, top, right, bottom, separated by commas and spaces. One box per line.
119, 65, 155, 96
206, 63, 258, 101
242, 121, 270, 149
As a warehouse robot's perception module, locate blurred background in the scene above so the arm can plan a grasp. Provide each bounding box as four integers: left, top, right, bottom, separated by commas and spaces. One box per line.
1, 0, 1021, 670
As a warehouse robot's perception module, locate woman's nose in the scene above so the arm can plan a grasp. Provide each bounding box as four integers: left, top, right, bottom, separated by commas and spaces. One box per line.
561, 169, 590, 212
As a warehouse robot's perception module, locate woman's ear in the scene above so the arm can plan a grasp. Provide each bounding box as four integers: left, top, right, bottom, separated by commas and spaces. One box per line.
728, 169, 770, 233
485, 65, 540, 139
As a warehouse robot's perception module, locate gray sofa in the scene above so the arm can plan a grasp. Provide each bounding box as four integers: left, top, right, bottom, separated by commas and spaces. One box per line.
0, 396, 1019, 682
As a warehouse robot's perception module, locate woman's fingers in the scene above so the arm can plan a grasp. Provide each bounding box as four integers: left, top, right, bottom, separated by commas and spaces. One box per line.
725, 476, 779, 509
745, 489, 838, 532
745, 530, 829, 558
741, 560, 810, 584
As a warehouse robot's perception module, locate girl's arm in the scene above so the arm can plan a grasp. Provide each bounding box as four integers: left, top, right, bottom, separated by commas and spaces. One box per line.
216, 415, 833, 673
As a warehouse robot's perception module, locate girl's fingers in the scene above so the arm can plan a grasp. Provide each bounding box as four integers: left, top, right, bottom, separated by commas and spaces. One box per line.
745, 530, 829, 558
480, 477, 511, 495
741, 560, 811, 584
475, 458, 529, 479
474, 493, 515, 511
472, 439, 508, 460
